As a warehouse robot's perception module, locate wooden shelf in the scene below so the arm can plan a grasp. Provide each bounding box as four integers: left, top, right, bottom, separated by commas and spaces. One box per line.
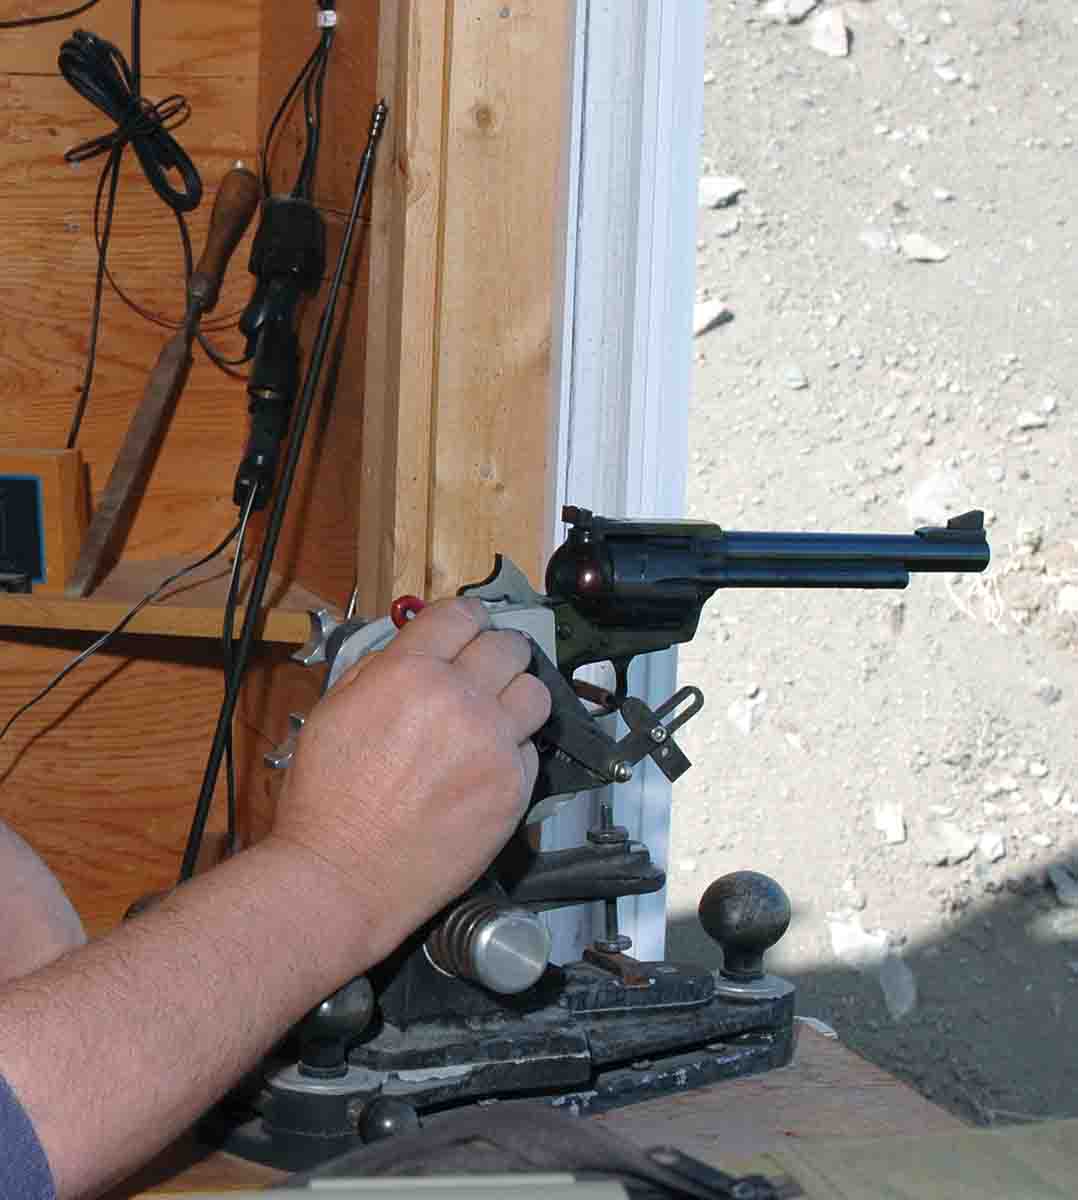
0, 556, 338, 644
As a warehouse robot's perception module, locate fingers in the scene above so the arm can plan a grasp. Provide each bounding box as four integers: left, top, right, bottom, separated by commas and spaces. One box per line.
389, 597, 491, 662
518, 740, 540, 807
453, 628, 532, 697
501, 672, 552, 743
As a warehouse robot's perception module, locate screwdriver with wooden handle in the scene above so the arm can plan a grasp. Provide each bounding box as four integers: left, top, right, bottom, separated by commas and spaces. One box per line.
66, 166, 262, 598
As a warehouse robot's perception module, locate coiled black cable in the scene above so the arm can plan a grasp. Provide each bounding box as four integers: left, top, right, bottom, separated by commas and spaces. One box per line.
59, 27, 202, 214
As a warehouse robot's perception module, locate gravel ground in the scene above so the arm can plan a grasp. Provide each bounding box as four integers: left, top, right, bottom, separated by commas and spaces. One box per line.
664, 0, 1078, 1125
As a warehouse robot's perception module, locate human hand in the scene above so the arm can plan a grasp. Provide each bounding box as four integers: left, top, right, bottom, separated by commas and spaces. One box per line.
268, 597, 552, 966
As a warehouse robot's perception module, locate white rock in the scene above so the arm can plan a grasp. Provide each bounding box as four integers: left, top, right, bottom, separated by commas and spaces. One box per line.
1031, 833, 1055, 849
905, 470, 966, 525
1041, 785, 1063, 809
878, 953, 918, 1019
715, 215, 741, 238
1016, 410, 1048, 430
932, 187, 955, 202
923, 820, 977, 866
901, 233, 950, 262
859, 229, 894, 254
1034, 678, 1062, 704
698, 175, 747, 209
1041, 395, 1059, 414
978, 830, 1006, 863
727, 690, 767, 736
763, 0, 819, 22
678, 858, 698, 874
703, 69, 717, 85
785, 365, 809, 390
1056, 585, 1078, 614
829, 916, 890, 968
874, 801, 907, 845
934, 64, 960, 83
987, 464, 1005, 483
693, 299, 732, 337
1029, 761, 1049, 779
810, 7, 849, 57
1048, 866, 1078, 909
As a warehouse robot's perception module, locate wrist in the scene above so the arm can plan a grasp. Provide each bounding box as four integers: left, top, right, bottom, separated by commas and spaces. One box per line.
247, 833, 396, 982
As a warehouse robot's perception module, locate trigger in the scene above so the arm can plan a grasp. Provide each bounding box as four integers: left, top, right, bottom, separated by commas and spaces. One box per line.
613, 658, 632, 704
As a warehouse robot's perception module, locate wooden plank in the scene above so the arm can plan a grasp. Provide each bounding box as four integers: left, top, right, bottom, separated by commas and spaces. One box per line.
0, 0, 260, 78
357, 0, 446, 612
0, 557, 333, 641
0, 634, 248, 935
99, 1135, 284, 1198
429, 0, 571, 596
594, 1025, 966, 1164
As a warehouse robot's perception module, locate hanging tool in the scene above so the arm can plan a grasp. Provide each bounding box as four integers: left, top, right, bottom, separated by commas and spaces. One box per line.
66, 165, 261, 598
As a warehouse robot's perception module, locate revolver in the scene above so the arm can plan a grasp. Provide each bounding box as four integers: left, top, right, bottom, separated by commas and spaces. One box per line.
308, 504, 989, 820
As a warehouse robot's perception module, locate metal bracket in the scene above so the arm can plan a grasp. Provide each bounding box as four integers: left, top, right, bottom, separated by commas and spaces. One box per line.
616, 686, 704, 782
292, 608, 341, 666
265, 713, 305, 769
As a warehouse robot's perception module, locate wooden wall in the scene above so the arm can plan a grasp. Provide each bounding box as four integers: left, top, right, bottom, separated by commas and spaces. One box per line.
0, 0, 263, 935
360, 0, 572, 607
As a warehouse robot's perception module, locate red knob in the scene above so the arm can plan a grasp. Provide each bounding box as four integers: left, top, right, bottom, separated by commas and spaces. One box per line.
390, 594, 426, 629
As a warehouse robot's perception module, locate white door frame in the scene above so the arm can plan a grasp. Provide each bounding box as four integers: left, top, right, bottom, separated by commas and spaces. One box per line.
545, 0, 707, 962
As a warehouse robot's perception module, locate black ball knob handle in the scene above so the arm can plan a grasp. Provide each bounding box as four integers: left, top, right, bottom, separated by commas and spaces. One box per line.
698, 871, 791, 981
297, 975, 375, 1076
358, 1096, 421, 1143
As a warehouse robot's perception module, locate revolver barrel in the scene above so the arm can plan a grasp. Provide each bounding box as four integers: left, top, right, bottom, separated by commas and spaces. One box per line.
715, 511, 989, 588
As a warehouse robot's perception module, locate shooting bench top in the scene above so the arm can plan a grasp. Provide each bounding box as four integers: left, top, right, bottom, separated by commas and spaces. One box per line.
102, 1024, 966, 1197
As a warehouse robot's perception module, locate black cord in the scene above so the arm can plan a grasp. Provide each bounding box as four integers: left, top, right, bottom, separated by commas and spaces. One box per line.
0, 0, 101, 28
0, 524, 243, 743
294, 29, 334, 200
260, 22, 335, 202
221, 489, 257, 854
179, 101, 388, 885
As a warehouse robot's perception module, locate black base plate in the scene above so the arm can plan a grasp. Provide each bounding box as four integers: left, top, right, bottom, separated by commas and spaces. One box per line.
205, 960, 796, 1173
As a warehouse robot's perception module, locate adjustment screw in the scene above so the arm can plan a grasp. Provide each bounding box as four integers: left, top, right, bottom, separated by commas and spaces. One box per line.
650, 725, 668, 743
612, 761, 634, 783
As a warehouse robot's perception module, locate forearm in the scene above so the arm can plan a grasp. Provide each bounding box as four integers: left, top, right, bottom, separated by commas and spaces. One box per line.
0, 821, 85, 985
0, 837, 380, 1200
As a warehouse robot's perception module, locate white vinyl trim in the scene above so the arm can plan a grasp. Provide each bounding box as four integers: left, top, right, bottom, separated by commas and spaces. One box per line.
545, 0, 707, 962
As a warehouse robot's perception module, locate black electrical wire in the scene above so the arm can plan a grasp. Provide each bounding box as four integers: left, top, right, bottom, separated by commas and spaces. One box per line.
293, 28, 334, 200
0, 524, 243, 744
0, 0, 101, 29
259, 16, 335, 202
221, 489, 257, 854
178, 100, 388, 886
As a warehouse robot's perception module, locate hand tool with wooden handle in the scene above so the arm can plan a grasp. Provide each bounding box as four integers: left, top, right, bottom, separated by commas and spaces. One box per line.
66, 166, 261, 598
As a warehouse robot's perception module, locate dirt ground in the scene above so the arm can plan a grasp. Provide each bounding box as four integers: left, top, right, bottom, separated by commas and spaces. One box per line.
664, 0, 1078, 1125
